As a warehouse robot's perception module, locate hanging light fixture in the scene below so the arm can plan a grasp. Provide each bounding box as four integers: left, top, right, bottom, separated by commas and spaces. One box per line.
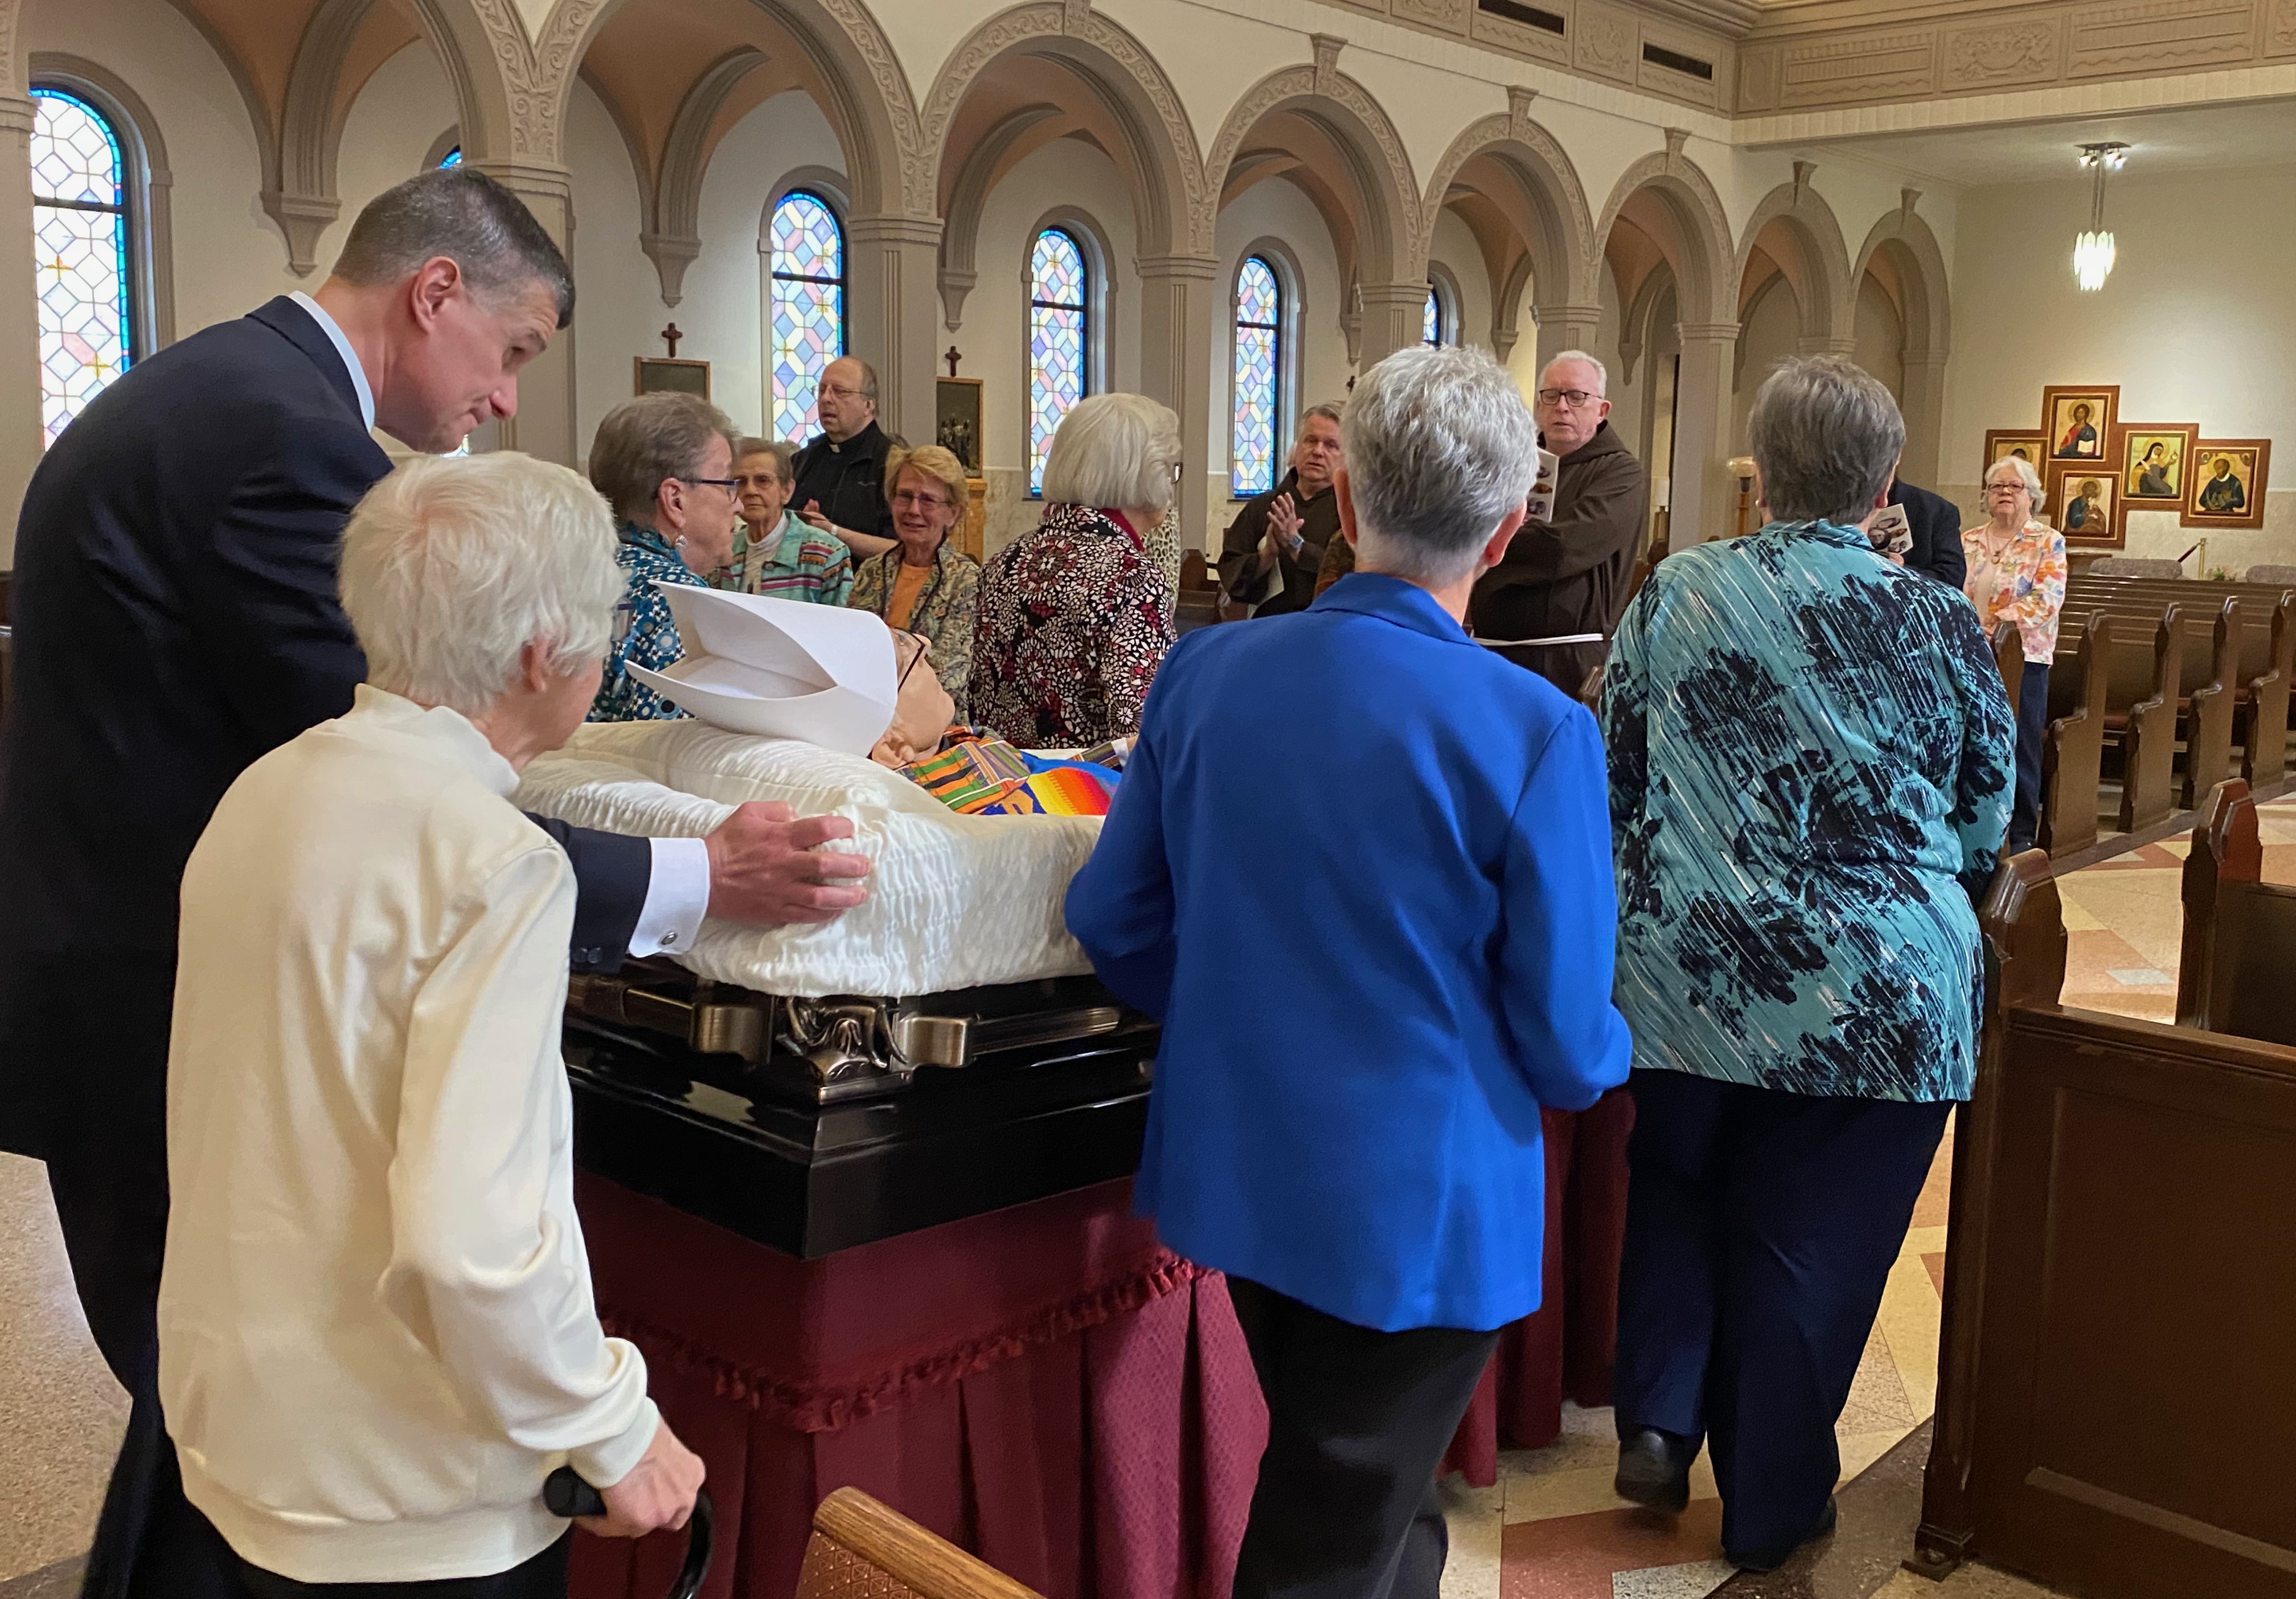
2073, 141, 2129, 291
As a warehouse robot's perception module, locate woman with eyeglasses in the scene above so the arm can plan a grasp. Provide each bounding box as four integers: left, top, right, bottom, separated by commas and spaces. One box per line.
970, 393, 1181, 747
584, 392, 744, 722
847, 443, 982, 721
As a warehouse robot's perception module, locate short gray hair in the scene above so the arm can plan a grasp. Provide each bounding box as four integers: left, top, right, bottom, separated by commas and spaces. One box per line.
1746, 355, 1905, 525
340, 453, 622, 716
826, 355, 879, 402
1541, 350, 1608, 395
1299, 403, 1343, 438
1343, 345, 1539, 587
1985, 453, 2047, 512
331, 167, 573, 327
736, 437, 797, 483
588, 392, 742, 524
1042, 393, 1184, 515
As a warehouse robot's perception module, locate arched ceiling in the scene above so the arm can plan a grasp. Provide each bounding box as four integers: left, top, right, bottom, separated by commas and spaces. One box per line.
933, 51, 1133, 218
577, 0, 829, 191
1217, 108, 1371, 289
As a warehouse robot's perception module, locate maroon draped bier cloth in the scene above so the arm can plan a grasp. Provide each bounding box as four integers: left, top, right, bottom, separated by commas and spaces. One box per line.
568, 1085, 1633, 1596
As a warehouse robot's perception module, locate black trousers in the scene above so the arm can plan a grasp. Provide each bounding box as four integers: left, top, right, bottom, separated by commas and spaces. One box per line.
235, 1536, 569, 1598
1227, 1278, 1499, 1599
2010, 659, 2050, 854
0, 952, 243, 1599
1611, 1069, 1950, 1563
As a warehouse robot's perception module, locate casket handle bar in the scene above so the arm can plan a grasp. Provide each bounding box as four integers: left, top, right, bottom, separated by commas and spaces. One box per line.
569, 973, 766, 1063
892, 1003, 1125, 1067
543, 1467, 712, 1599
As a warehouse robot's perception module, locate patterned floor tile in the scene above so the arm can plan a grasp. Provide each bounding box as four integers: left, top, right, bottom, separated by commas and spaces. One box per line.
1610, 1560, 1736, 1598
1499, 1501, 1727, 1599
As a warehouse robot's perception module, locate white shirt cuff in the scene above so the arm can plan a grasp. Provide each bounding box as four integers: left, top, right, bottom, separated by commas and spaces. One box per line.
629, 837, 711, 958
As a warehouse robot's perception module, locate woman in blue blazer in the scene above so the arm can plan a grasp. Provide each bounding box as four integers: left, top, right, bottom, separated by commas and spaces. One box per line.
1067, 346, 1632, 1599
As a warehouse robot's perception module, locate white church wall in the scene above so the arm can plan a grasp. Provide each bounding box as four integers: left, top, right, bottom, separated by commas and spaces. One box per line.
1944, 162, 2296, 571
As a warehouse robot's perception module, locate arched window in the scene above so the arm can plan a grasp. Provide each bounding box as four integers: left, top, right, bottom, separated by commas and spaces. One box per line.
768, 189, 846, 441
1028, 227, 1089, 494
440, 146, 463, 168
32, 87, 137, 448
1232, 256, 1282, 498
1423, 285, 1444, 347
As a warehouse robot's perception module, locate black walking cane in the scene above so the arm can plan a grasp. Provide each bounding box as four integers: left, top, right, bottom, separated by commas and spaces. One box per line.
545, 1466, 713, 1599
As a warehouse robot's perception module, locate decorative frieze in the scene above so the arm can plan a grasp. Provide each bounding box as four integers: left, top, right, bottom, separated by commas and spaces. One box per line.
2270, 0, 2296, 54
2067, 0, 2254, 75
1940, 17, 2061, 88
1392, 0, 1474, 28
1471, 1, 1575, 67
1778, 29, 1936, 106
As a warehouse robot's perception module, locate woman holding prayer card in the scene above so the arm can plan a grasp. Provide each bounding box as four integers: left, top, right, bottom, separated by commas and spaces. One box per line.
1604, 356, 2014, 1573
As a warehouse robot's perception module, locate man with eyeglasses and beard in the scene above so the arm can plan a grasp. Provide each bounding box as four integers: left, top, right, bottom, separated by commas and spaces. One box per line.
1468, 351, 1649, 703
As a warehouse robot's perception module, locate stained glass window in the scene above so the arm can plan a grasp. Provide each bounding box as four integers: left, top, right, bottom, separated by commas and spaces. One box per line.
1028, 228, 1088, 495
32, 88, 135, 449
1424, 285, 1443, 347
1232, 256, 1281, 498
440, 146, 463, 168
769, 190, 845, 441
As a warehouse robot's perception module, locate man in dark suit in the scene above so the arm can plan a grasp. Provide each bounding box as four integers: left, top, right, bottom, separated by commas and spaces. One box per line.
0, 167, 870, 1597
1889, 477, 1968, 591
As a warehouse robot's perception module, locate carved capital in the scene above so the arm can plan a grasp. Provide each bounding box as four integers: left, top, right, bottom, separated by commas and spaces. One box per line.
846, 213, 945, 249
638, 231, 702, 307
0, 92, 31, 137
1135, 253, 1223, 282
939, 267, 977, 331
260, 190, 342, 278
1676, 319, 1741, 344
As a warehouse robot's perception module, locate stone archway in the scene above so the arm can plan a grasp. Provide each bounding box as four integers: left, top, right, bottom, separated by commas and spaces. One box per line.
1733, 165, 1856, 355
1855, 196, 1951, 485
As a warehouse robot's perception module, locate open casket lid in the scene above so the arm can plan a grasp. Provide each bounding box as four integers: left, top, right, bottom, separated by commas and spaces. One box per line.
626, 585, 897, 755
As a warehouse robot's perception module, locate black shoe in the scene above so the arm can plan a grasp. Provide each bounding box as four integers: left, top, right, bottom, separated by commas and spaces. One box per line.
1614, 1428, 1694, 1515
1726, 1497, 1838, 1572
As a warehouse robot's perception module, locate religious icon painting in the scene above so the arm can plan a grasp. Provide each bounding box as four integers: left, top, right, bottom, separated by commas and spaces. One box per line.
1983, 430, 2048, 479
2050, 462, 2123, 548
2114, 423, 2196, 506
2183, 439, 2270, 531
936, 377, 985, 475
2040, 386, 2118, 462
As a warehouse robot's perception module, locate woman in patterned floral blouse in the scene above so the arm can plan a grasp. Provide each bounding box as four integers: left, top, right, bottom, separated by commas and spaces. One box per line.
1960, 454, 2068, 854
970, 394, 1180, 746
1602, 356, 2013, 1573
584, 392, 743, 721
847, 444, 981, 721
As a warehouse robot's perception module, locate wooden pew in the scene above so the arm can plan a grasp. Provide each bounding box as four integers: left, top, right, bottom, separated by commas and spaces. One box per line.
2037, 613, 2109, 856
2176, 778, 2296, 1045
1914, 848, 2296, 1596
2118, 604, 2183, 833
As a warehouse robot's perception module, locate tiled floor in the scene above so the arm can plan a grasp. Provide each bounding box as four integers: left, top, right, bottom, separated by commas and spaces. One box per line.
1434, 801, 2296, 1599
9, 809, 2281, 1596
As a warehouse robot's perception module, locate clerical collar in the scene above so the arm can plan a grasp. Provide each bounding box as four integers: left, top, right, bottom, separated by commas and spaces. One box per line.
289, 292, 377, 430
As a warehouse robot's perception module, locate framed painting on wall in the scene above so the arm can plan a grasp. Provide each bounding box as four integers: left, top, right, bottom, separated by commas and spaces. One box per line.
936, 377, 985, 475
2050, 464, 2123, 547
2040, 386, 2118, 464
634, 356, 710, 400
2114, 423, 2197, 507
1983, 430, 2048, 480
2183, 440, 2270, 531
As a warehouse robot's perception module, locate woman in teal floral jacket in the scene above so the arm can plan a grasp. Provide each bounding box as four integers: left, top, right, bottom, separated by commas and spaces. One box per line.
1600, 356, 2014, 1575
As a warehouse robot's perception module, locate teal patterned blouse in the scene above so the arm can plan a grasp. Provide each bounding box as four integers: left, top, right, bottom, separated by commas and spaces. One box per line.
1601, 519, 2015, 1104
589, 523, 707, 723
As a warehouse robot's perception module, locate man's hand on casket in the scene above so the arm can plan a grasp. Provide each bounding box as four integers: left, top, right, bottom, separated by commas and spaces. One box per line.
584, 1415, 706, 1539
704, 801, 872, 925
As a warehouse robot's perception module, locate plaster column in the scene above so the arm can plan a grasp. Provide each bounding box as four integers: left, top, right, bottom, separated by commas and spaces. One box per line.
845, 214, 942, 449
1356, 282, 1428, 370
1136, 253, 1218, 554
1670, 321, 1739, 550
1898, 348, 1949, 488
466, 159, 578, 468
1533, 302, 1604, 372
0, 89, 39, 562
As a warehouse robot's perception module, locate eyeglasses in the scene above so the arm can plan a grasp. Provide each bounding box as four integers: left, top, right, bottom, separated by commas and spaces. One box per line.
892, 488, 951, 512
674, 475, 741, 495
1168, 461, 1186, 486
1535, 388, 1602, 410
817, 384, 871, 402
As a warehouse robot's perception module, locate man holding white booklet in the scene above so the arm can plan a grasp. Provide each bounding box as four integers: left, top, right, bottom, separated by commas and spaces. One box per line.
1467, 350, 1651, 702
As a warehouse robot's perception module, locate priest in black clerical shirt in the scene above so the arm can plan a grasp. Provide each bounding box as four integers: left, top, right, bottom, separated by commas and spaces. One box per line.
789, 354, 897, 556
1217, 404, 1344, 617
